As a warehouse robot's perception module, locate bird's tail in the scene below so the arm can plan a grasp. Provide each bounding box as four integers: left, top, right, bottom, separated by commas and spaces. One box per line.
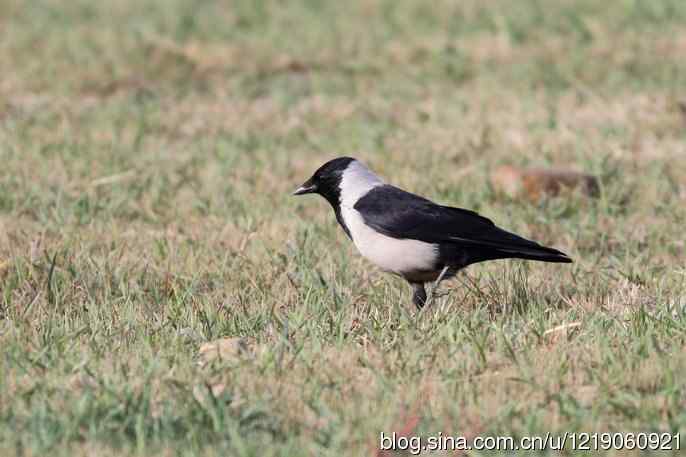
495, 244, 572, 263
451, 225, 573, 264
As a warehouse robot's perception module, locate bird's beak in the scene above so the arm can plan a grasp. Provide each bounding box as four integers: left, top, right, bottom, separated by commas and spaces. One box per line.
293, 180, 316, 196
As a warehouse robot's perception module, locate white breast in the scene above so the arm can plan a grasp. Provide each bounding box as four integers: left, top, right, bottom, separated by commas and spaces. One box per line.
337, 159, 438, 276
341, 206, 438, 276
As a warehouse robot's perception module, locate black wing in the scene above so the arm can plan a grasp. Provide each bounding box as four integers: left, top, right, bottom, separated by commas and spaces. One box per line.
354, 185, 571, 261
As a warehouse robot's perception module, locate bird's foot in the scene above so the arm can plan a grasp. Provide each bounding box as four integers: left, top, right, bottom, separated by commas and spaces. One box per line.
411, 283, 427, 309
425, 265, 451, 308
411, 266, 452, 310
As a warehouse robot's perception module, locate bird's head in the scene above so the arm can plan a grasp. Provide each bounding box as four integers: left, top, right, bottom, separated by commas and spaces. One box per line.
293, 156, 356, 206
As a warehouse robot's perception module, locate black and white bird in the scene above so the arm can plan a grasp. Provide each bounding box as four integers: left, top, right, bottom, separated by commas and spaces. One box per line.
293, 157, 572, 309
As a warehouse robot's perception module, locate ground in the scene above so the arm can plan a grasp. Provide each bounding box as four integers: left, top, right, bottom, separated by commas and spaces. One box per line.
1, 0, 686, 455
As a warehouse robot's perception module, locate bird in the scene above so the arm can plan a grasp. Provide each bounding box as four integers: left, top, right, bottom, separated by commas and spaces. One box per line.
293, 157, 572, 309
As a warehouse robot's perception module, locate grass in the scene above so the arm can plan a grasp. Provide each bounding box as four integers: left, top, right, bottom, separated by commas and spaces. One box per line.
1, 0, 686, 455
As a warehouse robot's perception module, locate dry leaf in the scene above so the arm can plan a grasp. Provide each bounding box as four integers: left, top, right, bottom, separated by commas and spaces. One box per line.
198, 337, 255, 366
491, 165, 599, 201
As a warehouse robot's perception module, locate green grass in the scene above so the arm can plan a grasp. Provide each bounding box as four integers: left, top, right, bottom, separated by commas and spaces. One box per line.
1, 0, 686, 455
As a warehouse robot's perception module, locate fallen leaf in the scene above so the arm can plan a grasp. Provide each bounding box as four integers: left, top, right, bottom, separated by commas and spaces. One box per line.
198, 337, 255, 366
491, 166, 599, 201
543, 322, 582, 343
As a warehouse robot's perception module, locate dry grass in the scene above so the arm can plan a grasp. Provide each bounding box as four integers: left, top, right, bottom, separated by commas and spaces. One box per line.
1, 0, 686, 455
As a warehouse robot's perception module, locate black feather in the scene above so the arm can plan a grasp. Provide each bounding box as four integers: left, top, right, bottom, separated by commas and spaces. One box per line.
353, 185, 571, 266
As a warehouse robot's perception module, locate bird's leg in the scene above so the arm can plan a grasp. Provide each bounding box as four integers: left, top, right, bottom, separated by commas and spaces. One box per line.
425, 265, 451, 307
411, 283, 427, 309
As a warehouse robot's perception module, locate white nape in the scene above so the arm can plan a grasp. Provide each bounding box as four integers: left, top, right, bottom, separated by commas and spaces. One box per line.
338, 160, 384, 208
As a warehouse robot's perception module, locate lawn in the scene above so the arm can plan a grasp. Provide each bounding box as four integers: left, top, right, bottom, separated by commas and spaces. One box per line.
1, 0, 686, 455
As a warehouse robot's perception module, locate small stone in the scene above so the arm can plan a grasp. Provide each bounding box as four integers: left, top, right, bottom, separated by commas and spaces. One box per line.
491, 165, 599, 201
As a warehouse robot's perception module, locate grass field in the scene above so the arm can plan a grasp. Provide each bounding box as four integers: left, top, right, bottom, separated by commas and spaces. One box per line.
2, 0, 686, 455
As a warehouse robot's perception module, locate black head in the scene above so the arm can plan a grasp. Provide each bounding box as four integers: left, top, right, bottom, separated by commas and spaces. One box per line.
293, 157, 355, 207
